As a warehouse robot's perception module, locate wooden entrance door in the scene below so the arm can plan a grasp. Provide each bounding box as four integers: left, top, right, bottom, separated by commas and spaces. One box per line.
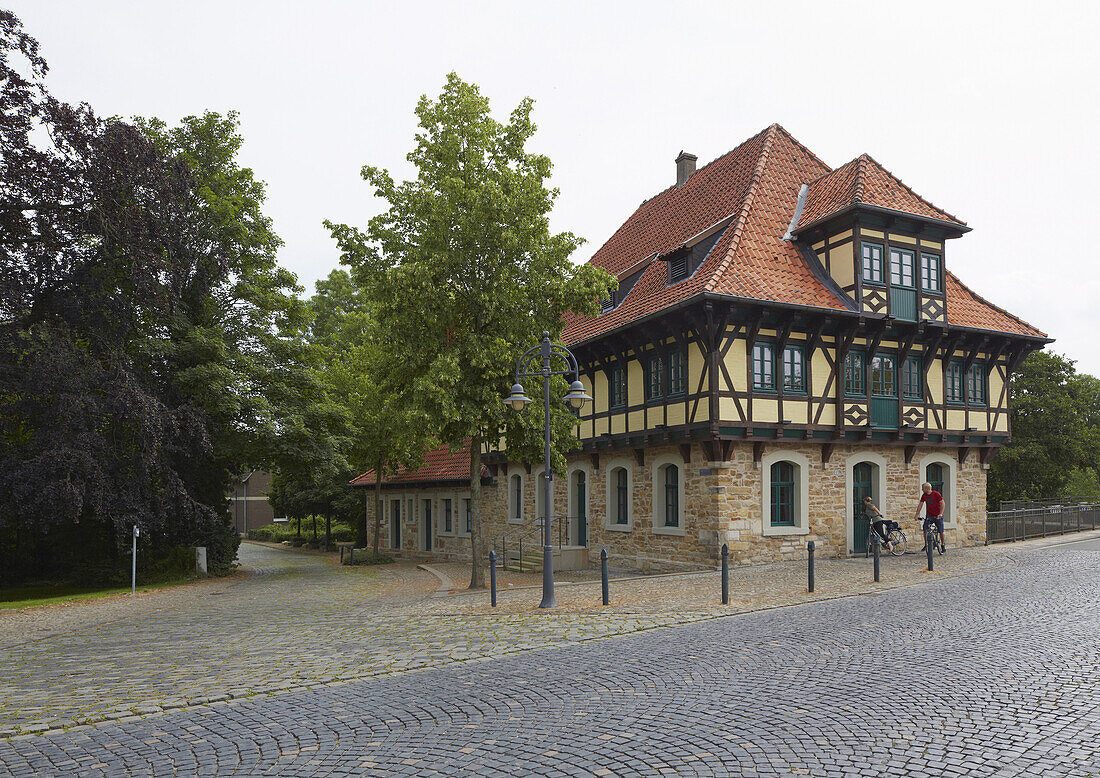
390, 499, 401, 549
853, 462, 874, 553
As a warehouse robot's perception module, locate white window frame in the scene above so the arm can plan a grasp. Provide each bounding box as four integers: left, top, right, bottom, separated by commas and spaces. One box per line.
761, 450, 810, 536
844, 452, 889, 553
508, 472, 525, 525
605, 458, 634, 532
533, 466, 555, 526
917, 453, 957, 529
439, 494, 455, 537
650, 454, 686, 536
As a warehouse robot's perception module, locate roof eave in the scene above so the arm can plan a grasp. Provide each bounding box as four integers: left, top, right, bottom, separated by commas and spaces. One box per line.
792, 203, 971, 238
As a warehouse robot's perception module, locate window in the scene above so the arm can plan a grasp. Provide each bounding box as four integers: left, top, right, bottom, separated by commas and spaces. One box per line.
968, 363, 986, 405
889, 248, 915, 287
647, 354, 666, 401
902, 356, 922, 400
770, 461, 796, 527
609, 365, 626, 408
443, 498, 453, 533
861, 242, 884, 284
662, 464, 679, 528
844, 351, 866, 396
612, 467, 629, 525
669, 253, 689, 282
921, 253, 942, 293
752, 343, 775, 391
509, 473, 524, 521
782, 346, 805, 393
464, 498, 472, 534
945, 361, 964, 404
600, 297, 614, 313
870, 354, 896, 396
668, 349, 685, 396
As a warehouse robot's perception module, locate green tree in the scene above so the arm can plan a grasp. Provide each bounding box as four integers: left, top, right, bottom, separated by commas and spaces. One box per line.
327, 74, 614, 587
989, 351, 1100, 507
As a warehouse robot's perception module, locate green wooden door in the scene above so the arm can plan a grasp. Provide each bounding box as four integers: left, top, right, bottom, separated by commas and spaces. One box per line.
890, 247, 917, 322
870, 354, 899, 429
422, 499, 432, 551
853, 462, 873, 553
575, 471, 587, 546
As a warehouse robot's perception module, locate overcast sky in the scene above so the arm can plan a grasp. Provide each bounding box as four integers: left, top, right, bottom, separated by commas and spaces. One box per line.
11, 1, 1100, 372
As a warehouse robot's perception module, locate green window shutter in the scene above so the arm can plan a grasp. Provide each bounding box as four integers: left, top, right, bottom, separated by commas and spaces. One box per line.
845, 351, 866, 396
752, 343, 775, 391
921, 253, 942, 293
664, 465, 679, 527
668, 349, 685, 395
770, 462, 796, 526
861, 243, 884, 284
902, 356, 922, 399
782, 346, 805, 393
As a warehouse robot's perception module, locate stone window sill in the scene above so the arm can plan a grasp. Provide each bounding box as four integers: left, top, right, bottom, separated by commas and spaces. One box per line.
652, 526, 686, 536
605, 524, 633, 533
762, 524, 810, 537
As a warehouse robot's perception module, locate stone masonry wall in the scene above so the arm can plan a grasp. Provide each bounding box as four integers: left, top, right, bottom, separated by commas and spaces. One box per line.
362, 442, 987, 572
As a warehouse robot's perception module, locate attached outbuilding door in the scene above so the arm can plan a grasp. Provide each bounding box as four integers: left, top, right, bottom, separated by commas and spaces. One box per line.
574, 471, 587, 547
852, 462, 874, 554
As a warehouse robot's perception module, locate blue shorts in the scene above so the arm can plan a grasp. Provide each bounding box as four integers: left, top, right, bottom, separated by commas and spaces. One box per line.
923, 516, 944, 534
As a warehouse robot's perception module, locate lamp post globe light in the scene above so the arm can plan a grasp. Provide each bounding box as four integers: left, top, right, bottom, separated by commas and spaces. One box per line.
504, 331, 591, 608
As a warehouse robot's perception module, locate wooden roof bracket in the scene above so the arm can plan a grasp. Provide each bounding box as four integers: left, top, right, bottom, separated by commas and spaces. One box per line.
821, 441, 836, 464
957, 446, 971, 464
897, 322, 923, 365
904, 445, 917, 466
752, 441, 766, 466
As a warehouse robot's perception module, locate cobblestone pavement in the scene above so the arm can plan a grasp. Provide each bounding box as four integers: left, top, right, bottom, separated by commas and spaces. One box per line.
1, 536, 1098, 775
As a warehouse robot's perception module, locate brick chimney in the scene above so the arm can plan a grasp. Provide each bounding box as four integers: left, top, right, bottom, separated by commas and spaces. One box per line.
675, 151, 697, 187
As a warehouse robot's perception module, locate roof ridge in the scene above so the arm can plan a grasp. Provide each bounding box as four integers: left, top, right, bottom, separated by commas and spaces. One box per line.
705, 124, 779, 292
853, 155, 868, 206
946, 269, 1047, 338
770, 123, 832, 173
857, 153, 966, 226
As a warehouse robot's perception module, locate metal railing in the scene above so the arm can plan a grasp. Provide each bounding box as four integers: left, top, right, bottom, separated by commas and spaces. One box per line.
497, 515, 578, 571
999, 496, 1099, 511
986, 502, 1100, 544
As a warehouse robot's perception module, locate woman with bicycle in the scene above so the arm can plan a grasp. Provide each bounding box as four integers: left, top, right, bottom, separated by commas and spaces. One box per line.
863, 496, 895, 553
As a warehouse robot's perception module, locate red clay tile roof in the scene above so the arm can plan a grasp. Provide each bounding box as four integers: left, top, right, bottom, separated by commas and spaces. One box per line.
945, 271, 1046, 338
562, 125, 1045, 344
350, 440, 487, 487
797, 154, 966, 231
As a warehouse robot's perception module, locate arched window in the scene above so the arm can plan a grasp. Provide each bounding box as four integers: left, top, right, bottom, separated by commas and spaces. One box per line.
660, 463, 680, 528
508, 473, 524, 523
770, 461, 796, 527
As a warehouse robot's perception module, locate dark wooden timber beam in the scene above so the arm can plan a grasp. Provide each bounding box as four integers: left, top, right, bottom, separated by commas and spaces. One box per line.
904, 445, 917, 466
753, 441, 766, 464
957, 446, 971, 464
678, 443, 692, 464
821, 442, 835, 464
922, 328, 946, 371
633, 448, 645, 467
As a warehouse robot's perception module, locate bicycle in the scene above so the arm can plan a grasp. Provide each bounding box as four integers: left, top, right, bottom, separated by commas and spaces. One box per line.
866, 521, 907, 557
923, 518, 945, 555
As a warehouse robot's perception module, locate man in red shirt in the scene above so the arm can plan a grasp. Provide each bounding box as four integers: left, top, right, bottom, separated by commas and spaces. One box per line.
914, 482, 946, 553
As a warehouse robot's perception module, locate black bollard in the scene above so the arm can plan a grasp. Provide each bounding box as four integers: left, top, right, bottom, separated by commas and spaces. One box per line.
601, 549, 609, 606
807, 540, 815, 593
926, 536, 934, 572
489, 550, 498, 607
721, 543, 729, 604
873, 537, 880, 583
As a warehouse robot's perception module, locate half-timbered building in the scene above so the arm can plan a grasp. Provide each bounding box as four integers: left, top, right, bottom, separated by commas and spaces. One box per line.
354, 124, 1050, 570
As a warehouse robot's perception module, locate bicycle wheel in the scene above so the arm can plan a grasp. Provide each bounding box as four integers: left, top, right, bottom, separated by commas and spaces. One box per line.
887, 529, 906, 556
865, 531, 872, 558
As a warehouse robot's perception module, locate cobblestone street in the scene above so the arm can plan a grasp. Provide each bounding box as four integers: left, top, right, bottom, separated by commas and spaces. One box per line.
2, 537, 1098, 775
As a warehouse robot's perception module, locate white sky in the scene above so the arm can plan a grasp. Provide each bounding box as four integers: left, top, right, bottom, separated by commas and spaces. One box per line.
12, 1, 1100, 373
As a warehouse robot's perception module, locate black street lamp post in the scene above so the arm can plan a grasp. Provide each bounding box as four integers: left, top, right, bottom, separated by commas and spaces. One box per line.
504, 331, 591, 608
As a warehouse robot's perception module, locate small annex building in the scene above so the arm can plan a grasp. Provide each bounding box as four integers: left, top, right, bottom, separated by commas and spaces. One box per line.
352, 124, 1050, 571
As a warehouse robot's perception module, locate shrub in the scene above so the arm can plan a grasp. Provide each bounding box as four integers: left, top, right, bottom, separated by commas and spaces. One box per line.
248, 518, 355, 545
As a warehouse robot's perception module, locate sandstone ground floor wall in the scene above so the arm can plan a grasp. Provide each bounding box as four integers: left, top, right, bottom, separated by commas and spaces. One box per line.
359, 442, 987, 572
